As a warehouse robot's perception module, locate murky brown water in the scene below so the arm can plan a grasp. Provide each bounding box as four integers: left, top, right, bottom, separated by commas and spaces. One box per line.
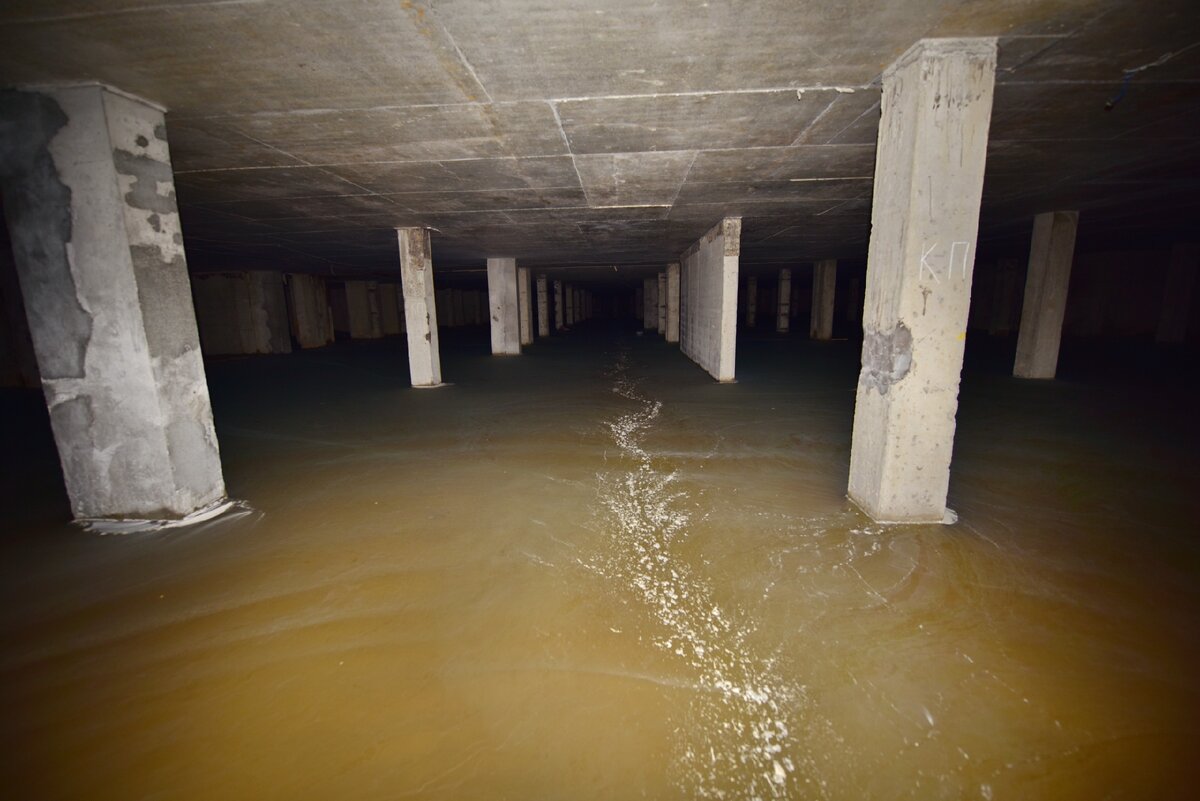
2, 326, 1198, 800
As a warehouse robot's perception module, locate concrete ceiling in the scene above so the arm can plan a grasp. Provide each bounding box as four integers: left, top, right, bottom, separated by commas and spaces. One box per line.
1, 0, 1198, 285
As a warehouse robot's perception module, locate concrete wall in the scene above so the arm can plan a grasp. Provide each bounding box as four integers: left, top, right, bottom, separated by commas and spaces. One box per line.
193, 271, 292, 356
680, 217, 741, 382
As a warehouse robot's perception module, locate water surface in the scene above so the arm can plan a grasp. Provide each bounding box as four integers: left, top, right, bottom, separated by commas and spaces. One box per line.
2, 325, 1197, 800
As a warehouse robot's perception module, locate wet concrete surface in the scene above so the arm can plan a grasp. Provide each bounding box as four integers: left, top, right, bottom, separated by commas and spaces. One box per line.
1, 324, 1198, 800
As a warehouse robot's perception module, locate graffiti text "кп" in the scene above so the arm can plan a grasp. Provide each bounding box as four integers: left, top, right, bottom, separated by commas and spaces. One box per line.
919, 241, 972, 283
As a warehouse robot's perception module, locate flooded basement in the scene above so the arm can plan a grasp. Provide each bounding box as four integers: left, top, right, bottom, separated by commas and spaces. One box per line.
2, 325, 1198, 800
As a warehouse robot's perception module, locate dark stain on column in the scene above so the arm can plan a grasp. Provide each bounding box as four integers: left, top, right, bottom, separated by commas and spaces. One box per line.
0, 90, 92, 380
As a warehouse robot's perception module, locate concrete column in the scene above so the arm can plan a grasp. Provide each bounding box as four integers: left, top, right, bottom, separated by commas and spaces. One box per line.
451, 288, 465, 328
776, 268, 792, 333
657, 272, 667, 334
1156, 243, 1198, 344
379, 283, 402, 335
193, 272, 290, 355
536, 274, 550, 337
847, 38, 997, 524
666, 262, 681, 343
0, 84, 226, 521
679, 217, 741, 382
745, 276, 758, 327
517, 266, 533, 346
847, 276, 862, 324
345, 281, 380, 339
466, 290, 479, 326
643, 277, 657, 330
1013, 211, 1079, 378
396, 227, 443, 386
988, 258, 1021, 335
811, 259, 837, 340
554, 280, 565, 330
488, 257, 520, 354
251, 272, 291, 352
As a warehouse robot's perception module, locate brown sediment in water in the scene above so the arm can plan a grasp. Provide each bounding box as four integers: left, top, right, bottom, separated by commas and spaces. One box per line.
1, 326, 1198, 800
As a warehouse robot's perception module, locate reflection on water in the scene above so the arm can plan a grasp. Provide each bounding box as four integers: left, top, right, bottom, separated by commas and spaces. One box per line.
1, 327, 1198, 800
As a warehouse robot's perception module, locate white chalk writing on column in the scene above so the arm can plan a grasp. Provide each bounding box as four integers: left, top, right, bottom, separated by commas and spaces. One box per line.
920, 243, 940, 284
919, 241, 973, 282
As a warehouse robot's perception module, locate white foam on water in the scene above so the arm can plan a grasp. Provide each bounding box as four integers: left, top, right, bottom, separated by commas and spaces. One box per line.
585, 347, 831, 800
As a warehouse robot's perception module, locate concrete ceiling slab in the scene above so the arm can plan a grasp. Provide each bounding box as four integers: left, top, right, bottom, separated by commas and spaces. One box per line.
325, 155, 580, 194
0, 0, 1197, 280
574, 151, 695, 207
557, 90, 837, 154
192, 102, 569, 166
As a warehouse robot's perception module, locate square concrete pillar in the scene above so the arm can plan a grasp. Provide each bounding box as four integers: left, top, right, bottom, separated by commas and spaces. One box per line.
488, 257, 520, 354
847, 276, 862, 324
379, 283, 402, 335
666, 262, 681, 343
810, 259, 837, 340
988, 258, 1021, 336
517, 266, 533, 346
1014, 211, 1078, 378
0, 84, 226, 521
776, 268, 792, 333
536, 274, 550, 337
554, 280, 565, 330
345, 281, 382, 339
643, 277, 657, 330
847, 38, 997, 524
656, 272, 667, 334
679, 217, 741, 382
745, 275, 758, 327
286, 274, 334, 349
1156, 243, 1198, 344
193, 271, 290, 355
396, 227, 443, 386
451, 288, 466, 329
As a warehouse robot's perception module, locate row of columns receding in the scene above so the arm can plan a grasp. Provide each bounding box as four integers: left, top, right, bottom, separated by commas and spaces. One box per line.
1, 38, 1195, 527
